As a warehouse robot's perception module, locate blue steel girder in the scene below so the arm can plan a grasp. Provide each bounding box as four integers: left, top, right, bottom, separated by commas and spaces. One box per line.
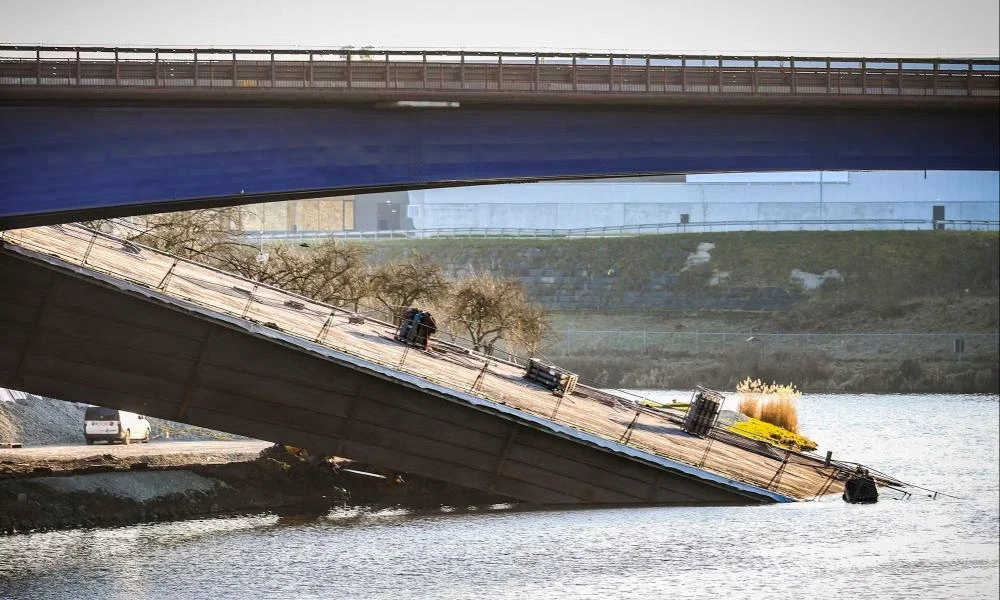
1, 101, 998, 228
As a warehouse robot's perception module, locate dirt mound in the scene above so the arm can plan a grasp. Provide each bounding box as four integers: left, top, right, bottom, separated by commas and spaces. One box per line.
1, 394, 86, 445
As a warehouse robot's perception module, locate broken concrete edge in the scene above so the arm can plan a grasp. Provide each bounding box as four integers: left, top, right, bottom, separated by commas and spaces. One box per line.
1, 456, 514, 535
4, 244, 795, 505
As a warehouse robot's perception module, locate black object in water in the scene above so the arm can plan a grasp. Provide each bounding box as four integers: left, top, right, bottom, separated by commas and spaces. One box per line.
843, 472, 879, 504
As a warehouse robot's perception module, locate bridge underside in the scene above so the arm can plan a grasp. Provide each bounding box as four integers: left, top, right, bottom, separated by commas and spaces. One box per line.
1, 101, 997, 228
0, 247, 772, 505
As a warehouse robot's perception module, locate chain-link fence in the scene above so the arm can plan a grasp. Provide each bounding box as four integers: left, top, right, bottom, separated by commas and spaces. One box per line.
554, 330, 999, 361
257, 218, 1000, 243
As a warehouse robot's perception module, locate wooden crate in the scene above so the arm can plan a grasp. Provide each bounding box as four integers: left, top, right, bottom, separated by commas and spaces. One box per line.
524, 358, 578, 396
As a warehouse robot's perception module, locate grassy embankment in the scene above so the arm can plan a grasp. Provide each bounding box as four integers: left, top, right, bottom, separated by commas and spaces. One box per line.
365, 231, 999, 393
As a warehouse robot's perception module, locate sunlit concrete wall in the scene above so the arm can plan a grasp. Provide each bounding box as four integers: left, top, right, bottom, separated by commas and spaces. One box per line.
238, 197, 355, 233
406, 171, 1000, 231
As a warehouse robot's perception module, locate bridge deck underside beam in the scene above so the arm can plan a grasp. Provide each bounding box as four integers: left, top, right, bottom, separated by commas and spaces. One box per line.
0, 250, 765, 505
1, 102, 997, 228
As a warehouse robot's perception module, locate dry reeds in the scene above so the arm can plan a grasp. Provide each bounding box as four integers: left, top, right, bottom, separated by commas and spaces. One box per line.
737, 377, 801, 433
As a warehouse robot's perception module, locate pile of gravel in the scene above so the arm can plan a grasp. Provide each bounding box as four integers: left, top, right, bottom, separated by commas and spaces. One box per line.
0, 404, 20, 444
1, 392, 246, 446
33, 471, 222, 502
1, 394, 87, 445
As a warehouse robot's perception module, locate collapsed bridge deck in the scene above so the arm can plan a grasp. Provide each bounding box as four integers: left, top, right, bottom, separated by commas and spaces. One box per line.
0, 224, 844, 504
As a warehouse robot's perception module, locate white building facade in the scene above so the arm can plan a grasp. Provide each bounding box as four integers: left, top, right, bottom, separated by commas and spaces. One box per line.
405, 171, 999, 233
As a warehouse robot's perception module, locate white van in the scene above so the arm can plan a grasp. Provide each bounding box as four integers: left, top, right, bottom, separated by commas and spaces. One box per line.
84, 406, 151, 445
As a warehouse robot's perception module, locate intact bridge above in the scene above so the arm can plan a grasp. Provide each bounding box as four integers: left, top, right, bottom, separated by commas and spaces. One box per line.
1, 46, 998, 228
2, 46, 997, 104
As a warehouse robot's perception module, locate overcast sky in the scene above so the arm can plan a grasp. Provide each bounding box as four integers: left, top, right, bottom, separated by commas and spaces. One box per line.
1, 0, 998, 56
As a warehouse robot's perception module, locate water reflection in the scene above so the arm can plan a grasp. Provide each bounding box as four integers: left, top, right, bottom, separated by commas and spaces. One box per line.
1, 393, 997, 600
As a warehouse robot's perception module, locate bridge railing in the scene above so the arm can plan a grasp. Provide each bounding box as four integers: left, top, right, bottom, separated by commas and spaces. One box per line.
254, 218, 1000, 243
1, 46, 997, 98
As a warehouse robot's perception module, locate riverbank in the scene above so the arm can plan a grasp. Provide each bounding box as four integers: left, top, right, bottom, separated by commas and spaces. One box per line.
546, 328, 1000, 392
365, 231, 999, 393
0, 444, 513, 535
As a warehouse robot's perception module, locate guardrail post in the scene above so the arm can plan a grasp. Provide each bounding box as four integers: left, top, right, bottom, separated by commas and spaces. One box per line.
397, 344, 410, 370
681, 57, 687, 92
497, 53, 503, 90
114, 49, 119, 86
608, 56, 613, 92
618, 408, 640, 444
826, 58, 831, 94
572, 55, 577, 91
346, 52, 352, 89
861, 60, 867, 94
75, 48, 80, 86
459, 51, 465, 89
157, 259, 179, 290
534, 54, 540, 91
932, 61, 938, 96
471, 360, 489, 393
967, 61, 973, 96
790, 58, 796, 93
645, 55, 651, 92
35, 48, 40, 86
385, 53, 391, 88
81, 230, 98, 266
898, 60, 903, 96
232, 51, 237, 88
315, 312, 334, 343
240, 281, 260, 319
270, 51, 275, 88
422, 52, 427, 88
752, 57, 757, 94
697, 430, 717, 467
717, 56, 723, 92
766, 449, 792, 490
154, 49, 159, 86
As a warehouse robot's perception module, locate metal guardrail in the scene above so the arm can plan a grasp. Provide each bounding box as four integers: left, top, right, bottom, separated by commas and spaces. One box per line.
1, 45, 997, 98
256, 218, 1000, 242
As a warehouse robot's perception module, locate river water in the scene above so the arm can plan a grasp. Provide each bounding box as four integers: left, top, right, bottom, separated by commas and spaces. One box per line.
1, 392, 997, 600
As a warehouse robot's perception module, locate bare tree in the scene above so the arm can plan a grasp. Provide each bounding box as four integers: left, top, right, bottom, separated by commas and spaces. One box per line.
84, 206, 374, 309
514, 303, 556, 357
215, 241, 371, 308
368, 255, 450, 321
86, 207, 247, 260
447, 272, 554, 356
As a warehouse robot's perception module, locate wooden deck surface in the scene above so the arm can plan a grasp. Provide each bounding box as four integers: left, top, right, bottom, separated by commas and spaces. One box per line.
2, 225, 844, 500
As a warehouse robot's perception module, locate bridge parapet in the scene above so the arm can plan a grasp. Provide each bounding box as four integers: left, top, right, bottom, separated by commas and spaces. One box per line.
1, 46, 997, 104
